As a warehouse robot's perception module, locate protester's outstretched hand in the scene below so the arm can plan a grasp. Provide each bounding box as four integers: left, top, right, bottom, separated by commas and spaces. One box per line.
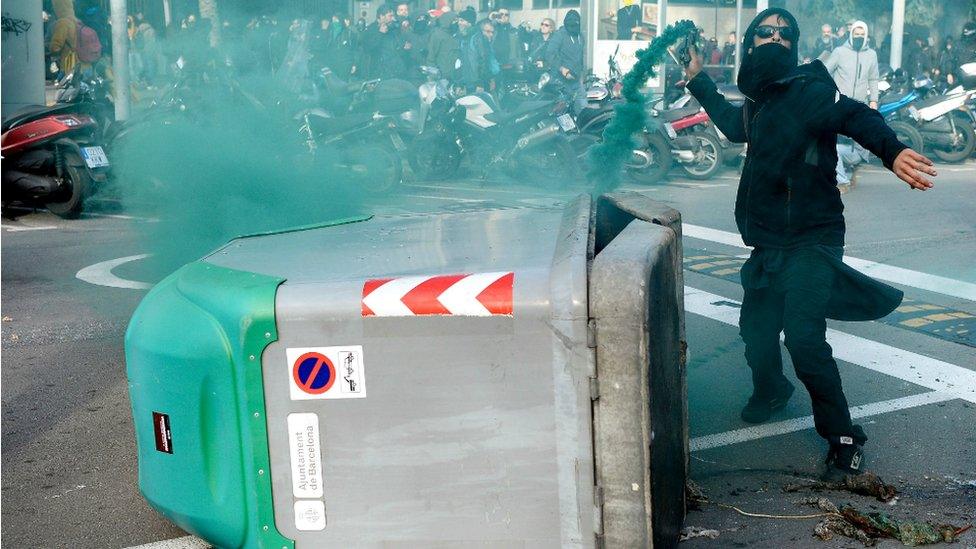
892, 148, 936, 190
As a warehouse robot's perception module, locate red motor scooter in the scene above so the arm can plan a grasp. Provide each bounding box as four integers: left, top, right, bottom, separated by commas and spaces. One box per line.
2, 106, 110, 218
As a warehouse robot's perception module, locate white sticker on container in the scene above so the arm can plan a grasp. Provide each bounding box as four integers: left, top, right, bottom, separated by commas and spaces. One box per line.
294, 500, 327, 531
286, 346, 367, 401
287, 413, 323, 498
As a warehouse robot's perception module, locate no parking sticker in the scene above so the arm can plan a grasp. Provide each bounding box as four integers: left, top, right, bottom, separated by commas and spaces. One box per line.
286, 346, 366, 400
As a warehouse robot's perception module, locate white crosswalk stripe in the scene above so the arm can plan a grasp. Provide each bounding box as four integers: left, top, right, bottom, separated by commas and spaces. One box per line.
683, 223, 976, 302
685, 286, 976, 402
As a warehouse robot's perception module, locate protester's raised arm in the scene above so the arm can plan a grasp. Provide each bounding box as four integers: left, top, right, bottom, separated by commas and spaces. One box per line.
685, 71, 748, 143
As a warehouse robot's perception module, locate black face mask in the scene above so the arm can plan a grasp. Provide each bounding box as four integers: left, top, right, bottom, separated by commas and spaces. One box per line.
852, 37, 865, 50
564, 21, 580, 35
737, 42, 796, 102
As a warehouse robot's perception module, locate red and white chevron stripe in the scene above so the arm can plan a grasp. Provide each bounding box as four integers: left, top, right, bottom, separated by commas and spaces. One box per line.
361, 272, 514, 317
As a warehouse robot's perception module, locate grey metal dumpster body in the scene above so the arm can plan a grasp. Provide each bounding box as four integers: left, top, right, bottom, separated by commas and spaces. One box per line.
131, 193, 686, 548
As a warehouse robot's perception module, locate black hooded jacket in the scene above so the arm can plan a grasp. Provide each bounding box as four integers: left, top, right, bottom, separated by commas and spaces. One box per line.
687, 59, 908, 249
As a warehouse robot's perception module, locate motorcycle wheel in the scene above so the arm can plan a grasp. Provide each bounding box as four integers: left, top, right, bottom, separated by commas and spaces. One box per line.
339, 144, 403, 194
408, 131, 461, 180
513, 134, 579, 187
627, 132, 672, 185
932, 116, 976, 163
888, 120, 924, 154
680, 131, 723, 180
46, 151, 90, 219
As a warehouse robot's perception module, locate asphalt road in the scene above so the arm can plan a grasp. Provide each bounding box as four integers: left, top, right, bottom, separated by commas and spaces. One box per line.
2, 162, 974, 548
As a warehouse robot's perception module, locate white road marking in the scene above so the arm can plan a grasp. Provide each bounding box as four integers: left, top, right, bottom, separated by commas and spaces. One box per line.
75, 254, 152, 290
82, 212, 158, 221
683, 223, 976, 302
407, 194, 486, 203
2, 225, 58, 232
672, 181, 731, 188
123, 535, 211, 549
690, 391, 957, 451
684, 286, 976, 402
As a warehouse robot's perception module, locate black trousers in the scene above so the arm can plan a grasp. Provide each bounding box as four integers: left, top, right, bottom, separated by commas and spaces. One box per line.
739, 247, 856, 442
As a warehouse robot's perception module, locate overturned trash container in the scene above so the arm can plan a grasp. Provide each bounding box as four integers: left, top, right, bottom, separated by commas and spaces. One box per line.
126, 192, 687, 548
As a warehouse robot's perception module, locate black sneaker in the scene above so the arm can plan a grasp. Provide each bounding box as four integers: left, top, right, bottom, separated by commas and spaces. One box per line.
824, 425, 868, 478
740, 380, 796, 424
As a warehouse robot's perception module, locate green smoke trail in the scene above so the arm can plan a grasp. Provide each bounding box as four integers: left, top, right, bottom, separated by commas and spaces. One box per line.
587, 19, 697, 190
108, 14, 385, 277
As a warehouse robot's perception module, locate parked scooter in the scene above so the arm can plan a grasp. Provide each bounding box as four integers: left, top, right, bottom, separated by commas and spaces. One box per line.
905, 73, 976, 163
2, 109, 109, 217
876, 74, 927, 153
651, 93, 723, 180
879, 67, 976, 162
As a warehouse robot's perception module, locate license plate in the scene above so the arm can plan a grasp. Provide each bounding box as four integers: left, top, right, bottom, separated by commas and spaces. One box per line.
663, 123, 677, 139
556, 113, 577, 132
81, 146, 110, 168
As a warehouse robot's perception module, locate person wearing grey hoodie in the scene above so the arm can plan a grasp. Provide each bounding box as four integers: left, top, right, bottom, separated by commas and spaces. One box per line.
825, 20, 880, 187
824, 20, 879, 108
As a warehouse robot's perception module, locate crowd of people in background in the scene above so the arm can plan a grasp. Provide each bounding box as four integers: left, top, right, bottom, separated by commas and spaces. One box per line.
294, 2, 586, 96
42, 0, 587, 102
41, 0, 976, 114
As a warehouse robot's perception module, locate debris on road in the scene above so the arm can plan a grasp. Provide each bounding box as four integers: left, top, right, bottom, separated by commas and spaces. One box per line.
801, 496, 973, 546
836, 505, 970, 546
679, 526, 721, 541
784, 472, 899, 502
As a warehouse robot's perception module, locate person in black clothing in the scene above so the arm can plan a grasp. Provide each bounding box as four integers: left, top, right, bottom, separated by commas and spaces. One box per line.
363, 4, 408, 78
616, 0, 641, 40
721, 31, 737, 65
527, 18, 555, 71
937, 37, 960, 87
329, 13, 358, 77
963, 22, 976, 63
684, 7, 936, 478
310, 16, 334, 73
492, 9, 516, 67
906, 35, 934, 78
408, 14, 433, 74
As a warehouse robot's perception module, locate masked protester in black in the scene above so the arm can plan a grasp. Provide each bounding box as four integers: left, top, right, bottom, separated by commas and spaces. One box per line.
684, 8, 937, 478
